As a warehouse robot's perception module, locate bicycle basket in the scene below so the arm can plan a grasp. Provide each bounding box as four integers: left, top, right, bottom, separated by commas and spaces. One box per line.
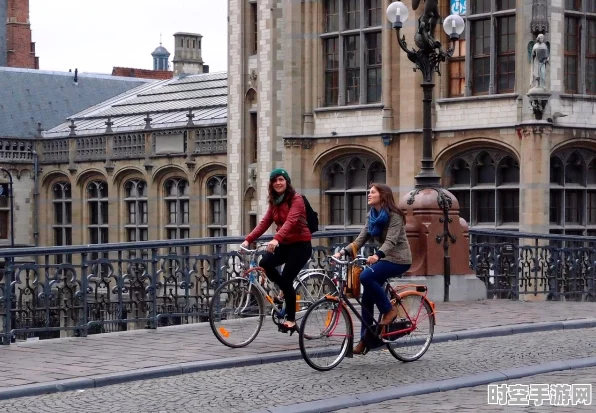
345, 244, 362, 299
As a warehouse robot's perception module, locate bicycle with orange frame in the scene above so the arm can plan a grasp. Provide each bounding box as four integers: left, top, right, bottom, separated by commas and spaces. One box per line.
298, 254, 436, 371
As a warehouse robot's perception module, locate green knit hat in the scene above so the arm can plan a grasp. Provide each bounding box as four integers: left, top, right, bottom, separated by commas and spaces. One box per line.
269, 168, 291, 183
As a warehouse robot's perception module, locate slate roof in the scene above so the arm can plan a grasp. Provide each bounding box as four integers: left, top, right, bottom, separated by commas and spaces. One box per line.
0, 67, 151, 138
44, 71, 227, 138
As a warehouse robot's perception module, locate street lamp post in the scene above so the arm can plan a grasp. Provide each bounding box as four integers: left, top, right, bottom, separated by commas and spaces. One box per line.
387, 2, 465, 302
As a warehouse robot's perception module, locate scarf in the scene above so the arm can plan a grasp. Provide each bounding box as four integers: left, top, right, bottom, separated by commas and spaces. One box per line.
368, 207, 389, 237
273, 193, 285, 205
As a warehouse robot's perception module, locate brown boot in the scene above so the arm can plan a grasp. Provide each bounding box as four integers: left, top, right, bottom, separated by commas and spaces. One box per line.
380, 305, 398, 325
353, 340, 367, 355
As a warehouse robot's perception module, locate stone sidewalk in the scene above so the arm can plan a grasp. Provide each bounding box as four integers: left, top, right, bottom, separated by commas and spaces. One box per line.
0, 300, 595, 391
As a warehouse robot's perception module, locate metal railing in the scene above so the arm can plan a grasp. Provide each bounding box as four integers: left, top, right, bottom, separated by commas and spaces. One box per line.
470, 229, 596, 301
0, 230, 359, 344
1, 228, 595, 344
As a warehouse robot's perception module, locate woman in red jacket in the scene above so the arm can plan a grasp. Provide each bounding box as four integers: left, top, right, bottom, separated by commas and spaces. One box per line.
241, 168, 312, 334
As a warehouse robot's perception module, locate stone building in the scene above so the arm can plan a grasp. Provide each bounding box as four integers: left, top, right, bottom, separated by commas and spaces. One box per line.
0, 68, 149, 248
0, 0, 39, 69
34, 71, 228, 253
227, 0, 596, 244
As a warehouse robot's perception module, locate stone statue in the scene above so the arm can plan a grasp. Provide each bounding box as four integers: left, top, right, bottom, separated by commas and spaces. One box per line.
529, 34, 550, 90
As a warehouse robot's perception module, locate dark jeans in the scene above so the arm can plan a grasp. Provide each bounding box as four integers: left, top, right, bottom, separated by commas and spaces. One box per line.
359, 261, 411, 339
259, 241, 312, 322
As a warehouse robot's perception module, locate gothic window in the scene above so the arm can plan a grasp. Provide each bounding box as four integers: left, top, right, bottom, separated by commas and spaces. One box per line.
249, 1, 258, 55
87, 180, 109, 264
207, 176, 227, 254
124, 180, 148, 245
445, 150, 520, 228
164, 178, 190, 240
565, 2, 596, 94
324, 155, 386, 228
0, 183, 8, 240
322, 0, 382, 106
465, 1, 516, 95
549, 150, 596, 241
52, 182, 72, 263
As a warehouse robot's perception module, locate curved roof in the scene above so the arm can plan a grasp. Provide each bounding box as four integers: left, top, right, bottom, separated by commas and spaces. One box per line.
151, 45, 170, 56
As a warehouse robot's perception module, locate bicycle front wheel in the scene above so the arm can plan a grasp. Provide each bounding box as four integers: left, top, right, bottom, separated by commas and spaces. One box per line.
209, 278, 265, 348
299, 298, 352, 371
386, 294, 434, 362
294, 272, 338, 318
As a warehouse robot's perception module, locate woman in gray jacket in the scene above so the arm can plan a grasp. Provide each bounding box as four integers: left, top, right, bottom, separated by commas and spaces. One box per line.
333, 183, 412, 355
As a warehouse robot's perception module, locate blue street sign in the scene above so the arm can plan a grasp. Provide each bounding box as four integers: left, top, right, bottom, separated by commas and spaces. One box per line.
0, 183, 7, 196
450, 0, 466, 15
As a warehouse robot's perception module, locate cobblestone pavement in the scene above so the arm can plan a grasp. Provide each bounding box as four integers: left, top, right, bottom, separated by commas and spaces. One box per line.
337, 367, 596, 413
0, 327, 595, 412
0, 300, 594, 389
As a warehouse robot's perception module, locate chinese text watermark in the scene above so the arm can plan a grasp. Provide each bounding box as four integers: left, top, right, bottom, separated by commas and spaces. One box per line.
488, 384, 592, 406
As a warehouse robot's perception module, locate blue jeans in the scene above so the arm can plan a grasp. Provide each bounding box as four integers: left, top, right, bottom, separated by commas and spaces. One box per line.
359, 261, 411, 339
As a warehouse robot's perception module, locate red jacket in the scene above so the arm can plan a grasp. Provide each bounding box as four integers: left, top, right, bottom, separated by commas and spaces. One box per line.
245, 193, 312, 244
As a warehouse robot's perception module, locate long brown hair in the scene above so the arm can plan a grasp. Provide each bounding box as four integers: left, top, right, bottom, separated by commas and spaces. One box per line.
370, 183, 406, 218
268, 178, 296, 205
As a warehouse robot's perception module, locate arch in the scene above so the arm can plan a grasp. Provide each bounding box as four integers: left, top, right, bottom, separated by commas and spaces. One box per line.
244, 88, 257, 101
193, 161, 227, 183
112, 166, 147, 186
41, 170, 70, 188
435, 138, 521, 172
313, 145, 386, 171
75, 168, 108, 187
151, 164, 188, 186
551, 139, 596, 155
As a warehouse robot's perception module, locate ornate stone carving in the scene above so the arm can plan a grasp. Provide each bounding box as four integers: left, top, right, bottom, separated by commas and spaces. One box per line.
530, 0, 549, 36
248, 70, 257, 89
283, 138, 313, 149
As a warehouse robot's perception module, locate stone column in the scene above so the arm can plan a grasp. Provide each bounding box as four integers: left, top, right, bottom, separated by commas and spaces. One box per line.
519, 125, 552, 235
382, 0, 394, 131
303, 0, 314, 135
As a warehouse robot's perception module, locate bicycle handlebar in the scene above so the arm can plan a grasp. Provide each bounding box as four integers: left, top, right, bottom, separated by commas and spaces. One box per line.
328, 255, 368, 266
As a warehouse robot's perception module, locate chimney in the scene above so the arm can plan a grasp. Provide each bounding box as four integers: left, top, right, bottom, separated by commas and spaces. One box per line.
172, 32, 205, 76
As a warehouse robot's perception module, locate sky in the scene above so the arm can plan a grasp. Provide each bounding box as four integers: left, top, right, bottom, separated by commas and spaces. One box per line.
29, 0, 228, 75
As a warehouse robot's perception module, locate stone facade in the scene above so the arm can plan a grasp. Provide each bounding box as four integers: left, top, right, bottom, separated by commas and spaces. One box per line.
227, 0, 596, 244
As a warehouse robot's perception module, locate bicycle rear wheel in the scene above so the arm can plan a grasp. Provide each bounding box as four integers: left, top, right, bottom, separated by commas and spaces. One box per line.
298, 298, 352, 371
209, 278, 265, 348
294, 272, 337, 318
386, 294, 434, 362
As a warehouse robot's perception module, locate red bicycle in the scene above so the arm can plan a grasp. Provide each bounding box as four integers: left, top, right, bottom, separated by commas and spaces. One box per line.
298, 254, 436, 371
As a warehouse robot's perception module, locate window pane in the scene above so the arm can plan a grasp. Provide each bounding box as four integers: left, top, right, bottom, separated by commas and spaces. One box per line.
368, 162, 386, 184
328, 163, 345, 189
330, 195, 345, 225
565, 191, 583, 224
366, 0, 381, 27
140, 201, 148, 224
168, 201, 177, 224
451, 159, 471, 186
496, 0, 515, 10
55, 202, 63, 225
588, 20, 596, 95
345, 0, 360, 30
500, 190, 519, 223
349, 194, 366, 225
476, 153, 495, 184
89, 202, 99, 225
127, 228, 137, 243
128, 202, 136, 224
325, 0, 339, 32
476, 191, 496, 223
565, 0, 581, 11
472, 20, 491, 94
0, 211, 7, 239
345, 35, 360, 104
566, 153, 584, 184
472, 0, 491, 14
100, 201, 108, 225
496, 16, 515, 93
181, 200, 189, 224
325, 38, 339, 106
366, 32, 382, 103
65, 202, 72, 224
565, 17, 579, 93
452, 191, 471, 223
588, 191, 596, 224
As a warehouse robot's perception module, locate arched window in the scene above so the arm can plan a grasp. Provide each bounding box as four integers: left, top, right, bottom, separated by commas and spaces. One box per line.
207, 175, 227, 253
549, 149, 596, 240
445, 149, 520, 229
124, 180, 148, 243
164, 178, 190, 240
87, 180, 108, 245
323, 155, 386, 228
53, 182, 72, 263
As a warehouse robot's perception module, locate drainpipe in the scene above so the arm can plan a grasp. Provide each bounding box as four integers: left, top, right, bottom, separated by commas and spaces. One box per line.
32, 149, 39, 247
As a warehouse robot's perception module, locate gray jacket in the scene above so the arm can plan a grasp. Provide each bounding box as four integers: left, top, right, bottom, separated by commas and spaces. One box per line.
345, 210, 412, 265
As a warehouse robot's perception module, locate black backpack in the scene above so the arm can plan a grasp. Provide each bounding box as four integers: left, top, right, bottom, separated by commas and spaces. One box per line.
290, 194, 319, 234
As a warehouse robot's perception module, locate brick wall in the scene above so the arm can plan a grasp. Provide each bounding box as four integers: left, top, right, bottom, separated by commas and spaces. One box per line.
112, 67, 173, 80
5, 0, 39, 69
314, 109, 384, 135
